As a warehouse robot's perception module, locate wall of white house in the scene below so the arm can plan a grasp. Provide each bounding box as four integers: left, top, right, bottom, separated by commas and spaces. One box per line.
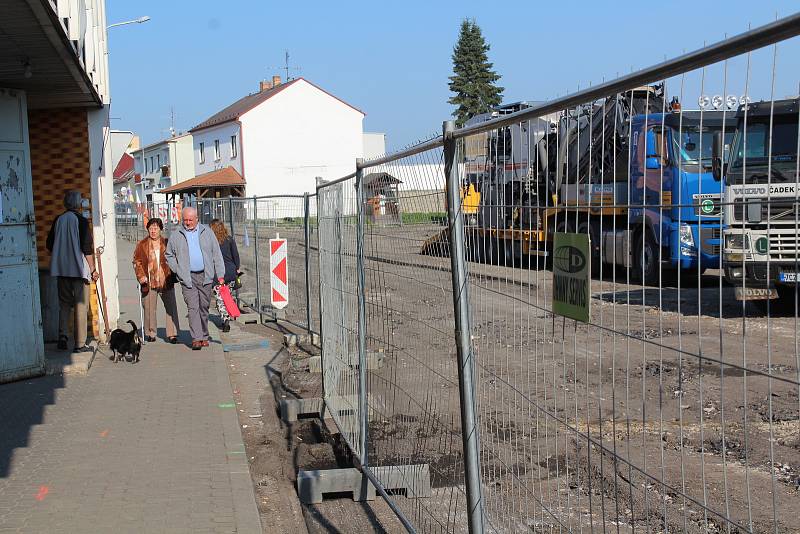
240, 79, 363, 198
170, 135, 195, 184
363, 132, 386, 160
191, 122, 242, 178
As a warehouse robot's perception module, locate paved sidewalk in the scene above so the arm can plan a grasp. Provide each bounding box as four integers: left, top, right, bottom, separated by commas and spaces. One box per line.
0, 238, 262, 533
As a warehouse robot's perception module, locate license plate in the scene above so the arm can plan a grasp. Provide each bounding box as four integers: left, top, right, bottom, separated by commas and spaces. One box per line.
734, 286, 778, 300
779, 272, 799, 282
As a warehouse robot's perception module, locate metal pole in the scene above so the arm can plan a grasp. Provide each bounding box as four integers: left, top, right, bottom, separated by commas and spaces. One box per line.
443, 120, 484, 534
355, 159, 368, 467
253, 197, 262, 323
304, 192, 312, 335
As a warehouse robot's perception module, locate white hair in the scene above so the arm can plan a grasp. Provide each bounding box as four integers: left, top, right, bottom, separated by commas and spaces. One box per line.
64, 191, 82, 210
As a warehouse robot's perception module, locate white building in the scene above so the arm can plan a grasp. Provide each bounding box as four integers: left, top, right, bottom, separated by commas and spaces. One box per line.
189, 76, 365, 197
132, 133, 194, 202
363, 132, 386, 160
1, 0, 117, 379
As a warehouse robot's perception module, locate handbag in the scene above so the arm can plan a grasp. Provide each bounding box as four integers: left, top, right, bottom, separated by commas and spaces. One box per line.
218, 283, 241, 319
233, 271, 244, 290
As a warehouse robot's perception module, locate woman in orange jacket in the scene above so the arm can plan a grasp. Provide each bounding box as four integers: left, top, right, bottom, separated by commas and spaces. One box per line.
132, 218, 180, 343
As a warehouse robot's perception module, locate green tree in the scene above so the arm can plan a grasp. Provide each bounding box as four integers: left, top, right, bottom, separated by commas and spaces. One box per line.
448, 19, 504, 127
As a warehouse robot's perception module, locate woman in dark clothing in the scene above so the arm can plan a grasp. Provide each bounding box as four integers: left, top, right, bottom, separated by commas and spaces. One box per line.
210, 219, 240, 332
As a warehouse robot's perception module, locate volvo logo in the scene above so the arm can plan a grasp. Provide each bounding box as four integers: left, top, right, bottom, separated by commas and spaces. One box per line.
554, 245, 586, 274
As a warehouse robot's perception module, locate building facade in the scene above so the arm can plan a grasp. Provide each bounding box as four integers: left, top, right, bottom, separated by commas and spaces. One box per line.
190, 77, 365, 198
132, 133, 194, 202
0, 0, 118, 381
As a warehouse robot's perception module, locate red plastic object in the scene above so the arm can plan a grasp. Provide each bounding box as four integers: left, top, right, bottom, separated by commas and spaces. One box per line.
218, 284, 241, 319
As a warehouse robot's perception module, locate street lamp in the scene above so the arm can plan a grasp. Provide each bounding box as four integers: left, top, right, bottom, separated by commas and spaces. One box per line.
106, 15, 150, 203
107, 16, 150, 30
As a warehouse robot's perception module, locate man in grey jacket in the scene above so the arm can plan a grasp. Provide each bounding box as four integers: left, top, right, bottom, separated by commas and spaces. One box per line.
166, 207, 225, 350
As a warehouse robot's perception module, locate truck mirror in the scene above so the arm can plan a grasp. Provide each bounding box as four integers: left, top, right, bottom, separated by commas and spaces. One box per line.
711, 131, 723, 181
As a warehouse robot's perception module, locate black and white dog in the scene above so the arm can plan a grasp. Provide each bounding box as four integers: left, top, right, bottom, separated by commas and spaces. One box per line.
109, 320, 142, 363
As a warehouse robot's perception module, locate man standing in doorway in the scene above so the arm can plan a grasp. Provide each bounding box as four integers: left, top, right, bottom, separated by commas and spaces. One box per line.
46, 190, 100, 353
166, 206, 225, 350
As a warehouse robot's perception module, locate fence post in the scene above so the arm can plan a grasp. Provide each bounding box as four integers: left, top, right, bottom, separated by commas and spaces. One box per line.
355, 159, 369, 468
304, 193, 312, 335
443, 120, 484, 534
253, 197, 262, 322
228, 197, 234, 236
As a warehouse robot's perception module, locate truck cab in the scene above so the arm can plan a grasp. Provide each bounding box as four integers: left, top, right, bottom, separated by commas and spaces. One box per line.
628, 111, 732, 282
721, 98, 800, 306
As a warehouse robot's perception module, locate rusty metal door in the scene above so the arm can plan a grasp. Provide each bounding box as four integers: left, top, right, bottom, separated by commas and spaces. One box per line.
0, 89, 44, 382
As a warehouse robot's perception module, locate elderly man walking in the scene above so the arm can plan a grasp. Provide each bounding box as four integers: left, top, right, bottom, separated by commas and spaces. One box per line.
166, 207, 225, 350
46, 191, 100, 352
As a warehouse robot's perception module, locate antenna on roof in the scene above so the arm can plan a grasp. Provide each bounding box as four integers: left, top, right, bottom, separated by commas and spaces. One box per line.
169, 106, 176, 137
268, 50, 301, 82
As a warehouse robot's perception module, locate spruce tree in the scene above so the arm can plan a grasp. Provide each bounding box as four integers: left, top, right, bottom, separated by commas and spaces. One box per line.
448, 19, 504, 127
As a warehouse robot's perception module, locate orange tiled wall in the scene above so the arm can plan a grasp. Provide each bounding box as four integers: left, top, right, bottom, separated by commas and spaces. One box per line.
28, 108, 99, 337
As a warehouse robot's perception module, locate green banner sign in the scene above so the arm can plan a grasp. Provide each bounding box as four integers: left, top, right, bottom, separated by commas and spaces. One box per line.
552, 232, 591, 323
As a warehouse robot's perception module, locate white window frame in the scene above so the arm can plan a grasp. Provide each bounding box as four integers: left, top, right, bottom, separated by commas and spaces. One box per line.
199, 142, 205, 164
214, 139, 220, 161
230, 135, 237, 158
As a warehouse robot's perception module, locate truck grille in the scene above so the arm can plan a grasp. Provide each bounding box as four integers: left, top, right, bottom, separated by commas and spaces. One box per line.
700, 226, 721, 255
769, 231, 800, 260
733, 198, 800, 222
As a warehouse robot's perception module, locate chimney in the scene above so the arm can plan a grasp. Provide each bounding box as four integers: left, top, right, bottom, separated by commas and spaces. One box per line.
259, 80, 273, 92
272, 75, 281, 87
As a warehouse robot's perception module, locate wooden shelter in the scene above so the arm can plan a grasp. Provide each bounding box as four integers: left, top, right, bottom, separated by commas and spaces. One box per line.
160, 166, 245, 202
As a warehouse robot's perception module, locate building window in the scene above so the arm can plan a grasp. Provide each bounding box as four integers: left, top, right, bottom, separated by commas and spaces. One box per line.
199, 142, 205, 164
144, 156, 148, 174
157, 154, 161, 169
214, 139, 220, 161
231, 135, 238, 158
150, 156, 154, 173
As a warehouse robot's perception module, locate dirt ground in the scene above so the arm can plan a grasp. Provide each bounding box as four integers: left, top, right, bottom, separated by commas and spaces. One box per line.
346, 222, 800, 533
224, 217, 799, 533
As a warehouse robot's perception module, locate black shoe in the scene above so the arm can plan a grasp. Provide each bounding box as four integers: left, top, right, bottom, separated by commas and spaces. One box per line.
168, 336, 178, 344
57, 336, 68, 350
73, 345, 93, 354
145, 336, 157, 342
221, 323, 230, 333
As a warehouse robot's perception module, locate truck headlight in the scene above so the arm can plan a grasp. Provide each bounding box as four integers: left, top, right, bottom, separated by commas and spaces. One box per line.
725, 234, 749, 250
679, 224, 695, 247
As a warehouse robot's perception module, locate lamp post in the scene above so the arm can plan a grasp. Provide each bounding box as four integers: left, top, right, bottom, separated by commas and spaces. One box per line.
107, 15, 151, 204
107, 16, 150, 29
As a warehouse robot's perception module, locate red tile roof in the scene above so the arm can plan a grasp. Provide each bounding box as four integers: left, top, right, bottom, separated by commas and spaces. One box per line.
113, 153, 135, 184
160, 166, 245, 194
189, 78, 364, 133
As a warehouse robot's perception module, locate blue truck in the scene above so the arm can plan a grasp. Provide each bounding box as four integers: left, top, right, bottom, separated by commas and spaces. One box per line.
456, 86, 733, 285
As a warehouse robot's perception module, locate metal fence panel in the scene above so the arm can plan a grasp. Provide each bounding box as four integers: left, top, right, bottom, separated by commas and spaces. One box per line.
451, 33, 800, 533
318, 180, 363, 457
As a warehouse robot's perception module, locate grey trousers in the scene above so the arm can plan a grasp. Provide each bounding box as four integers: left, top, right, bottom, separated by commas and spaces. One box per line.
180, 272, 213, 342
57, 276, 89, 348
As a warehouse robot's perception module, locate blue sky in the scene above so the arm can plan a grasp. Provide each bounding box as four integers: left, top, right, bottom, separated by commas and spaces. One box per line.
107, 1, 800, 151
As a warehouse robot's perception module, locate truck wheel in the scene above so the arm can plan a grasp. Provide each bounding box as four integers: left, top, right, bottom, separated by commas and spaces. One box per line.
576, 219, 602, 278
634, 230, 660, 286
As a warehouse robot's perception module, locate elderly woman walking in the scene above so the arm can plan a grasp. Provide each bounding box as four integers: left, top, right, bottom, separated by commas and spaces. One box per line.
133, 218, 180, 343
209, 219, 240, 332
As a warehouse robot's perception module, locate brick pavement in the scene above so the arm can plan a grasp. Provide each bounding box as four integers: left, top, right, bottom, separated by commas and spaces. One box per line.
0, 238, 262, 533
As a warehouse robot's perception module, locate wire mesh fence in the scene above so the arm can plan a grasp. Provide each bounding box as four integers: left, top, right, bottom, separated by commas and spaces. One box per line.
310, 15, 800, 534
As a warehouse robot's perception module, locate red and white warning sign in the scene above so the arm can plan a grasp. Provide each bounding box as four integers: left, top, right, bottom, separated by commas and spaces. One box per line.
269, 237, 288, 309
